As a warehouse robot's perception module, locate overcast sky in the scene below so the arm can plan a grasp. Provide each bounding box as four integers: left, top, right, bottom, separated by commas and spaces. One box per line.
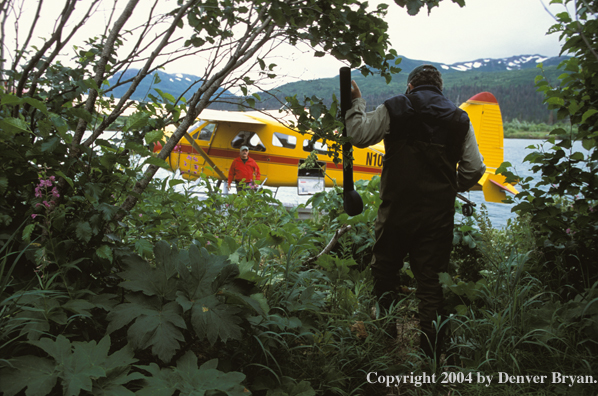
278, 0, 567, 82
385, 0, 563, 63
6, 0, 567, 84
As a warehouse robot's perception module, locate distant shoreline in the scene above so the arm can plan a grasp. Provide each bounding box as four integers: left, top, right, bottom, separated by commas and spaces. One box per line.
505, 135, 548, 140
504, 132, 561, 140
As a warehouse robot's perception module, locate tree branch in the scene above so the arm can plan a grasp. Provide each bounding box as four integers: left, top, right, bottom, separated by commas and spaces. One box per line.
28, 0, 101, 100
14, 0, 76, 98
10, 0, 42, 73
305, 225, 353, 265
82, 0, 198, 148
72, 0, 139, 151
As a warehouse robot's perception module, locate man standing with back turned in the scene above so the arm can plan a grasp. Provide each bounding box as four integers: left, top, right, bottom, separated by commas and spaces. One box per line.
345, 65, 485, 361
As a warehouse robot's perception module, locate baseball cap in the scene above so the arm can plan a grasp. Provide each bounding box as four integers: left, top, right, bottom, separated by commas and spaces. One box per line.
240, 146, 249, 152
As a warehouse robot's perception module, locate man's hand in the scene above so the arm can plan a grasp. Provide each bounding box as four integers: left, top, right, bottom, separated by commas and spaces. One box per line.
351, 80, 362, 100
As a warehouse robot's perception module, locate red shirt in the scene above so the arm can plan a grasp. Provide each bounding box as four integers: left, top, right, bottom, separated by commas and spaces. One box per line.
227, 156, 261, 185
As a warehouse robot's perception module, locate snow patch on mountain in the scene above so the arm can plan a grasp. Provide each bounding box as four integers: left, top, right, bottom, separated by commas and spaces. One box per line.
438, 54, 561, 73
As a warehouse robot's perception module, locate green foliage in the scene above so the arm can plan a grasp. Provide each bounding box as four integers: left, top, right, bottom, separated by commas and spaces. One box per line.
304, 177, 381, 269
0, 335, 140, 396
499, 0, 598, 297
4, 1, 598, 395
107, 241, 265, 361
137, 353, 247, 396
451, 203, 485, 283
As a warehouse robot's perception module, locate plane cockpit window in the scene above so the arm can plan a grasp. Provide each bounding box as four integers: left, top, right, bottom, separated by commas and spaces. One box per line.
272, 133, 297, 149
231, 131, 266, 152
303, 139, 328, 156
189, 120, 217, 141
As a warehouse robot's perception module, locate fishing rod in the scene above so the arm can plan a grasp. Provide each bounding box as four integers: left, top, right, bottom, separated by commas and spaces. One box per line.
339, 67, 364, 216
457, 193, 476, 216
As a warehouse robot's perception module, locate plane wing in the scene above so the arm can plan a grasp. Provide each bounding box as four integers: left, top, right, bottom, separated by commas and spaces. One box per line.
197, 109, 266, 125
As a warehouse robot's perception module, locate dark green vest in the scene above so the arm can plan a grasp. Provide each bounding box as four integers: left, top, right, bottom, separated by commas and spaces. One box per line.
378, 86, 469, 226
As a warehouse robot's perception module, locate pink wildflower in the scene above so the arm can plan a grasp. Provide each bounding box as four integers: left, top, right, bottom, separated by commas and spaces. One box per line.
43, 201, 51, 208
194, 164, 199, 170
35, 187, 42, 198
51, 187, 60, 198
31, 214, 37, 219
139, 214, 143, 217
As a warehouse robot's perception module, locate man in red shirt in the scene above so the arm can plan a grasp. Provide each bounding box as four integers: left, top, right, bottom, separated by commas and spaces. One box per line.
227, 146, 261, 191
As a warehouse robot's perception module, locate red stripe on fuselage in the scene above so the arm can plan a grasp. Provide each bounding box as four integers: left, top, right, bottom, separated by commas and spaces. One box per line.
169, 144, 381, 175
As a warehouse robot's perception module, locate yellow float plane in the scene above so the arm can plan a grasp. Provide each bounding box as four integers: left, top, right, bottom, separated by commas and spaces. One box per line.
154, 92, 517, 203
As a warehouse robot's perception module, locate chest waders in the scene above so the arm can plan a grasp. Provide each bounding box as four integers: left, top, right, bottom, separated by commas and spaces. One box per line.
371, 87, 469, 361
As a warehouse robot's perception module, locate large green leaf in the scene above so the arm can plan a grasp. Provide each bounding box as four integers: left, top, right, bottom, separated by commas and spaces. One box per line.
107, 295, 186, 362
91, 344, 144, 396
144, 130, 164, 145
189, 295, 243, 345
266, 379, 315, 396
0, 117, 32, 137
137, 352, 248, 396
75, 221, 93, 243
123, 111, 150, 132
0, 356, 58, 396
175, 353, 248, 396
0, 336, 139, 396
96, 245, 113, 263
14, 295, 67, 341
176, 245, 236, 303
92, 371, 142, 396
135, 363, 178, 396
173, 246, 246, 344
117, 243, 178, 299
143, 156, 170, 169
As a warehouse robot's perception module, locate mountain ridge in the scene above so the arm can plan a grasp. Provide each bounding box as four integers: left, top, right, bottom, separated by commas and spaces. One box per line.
425, 54, 563, 73
261, 54, 568, 122
106, 54, 568, 123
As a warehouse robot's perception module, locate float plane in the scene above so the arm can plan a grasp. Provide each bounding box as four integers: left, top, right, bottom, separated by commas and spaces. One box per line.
153, 92, 518, 203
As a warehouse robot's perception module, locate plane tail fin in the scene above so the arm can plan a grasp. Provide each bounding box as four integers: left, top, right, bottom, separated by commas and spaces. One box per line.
460, 92, 518, 203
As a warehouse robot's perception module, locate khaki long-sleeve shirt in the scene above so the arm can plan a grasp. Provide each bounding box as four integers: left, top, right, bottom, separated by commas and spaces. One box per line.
346, 97, 486, 192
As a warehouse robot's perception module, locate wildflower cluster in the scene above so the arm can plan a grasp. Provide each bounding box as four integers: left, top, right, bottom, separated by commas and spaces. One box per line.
182, 155, 200, 175
31, 175, 59, 218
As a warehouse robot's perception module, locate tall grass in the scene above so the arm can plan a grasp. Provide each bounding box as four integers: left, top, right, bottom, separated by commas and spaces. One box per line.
430, 210, 598, 396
